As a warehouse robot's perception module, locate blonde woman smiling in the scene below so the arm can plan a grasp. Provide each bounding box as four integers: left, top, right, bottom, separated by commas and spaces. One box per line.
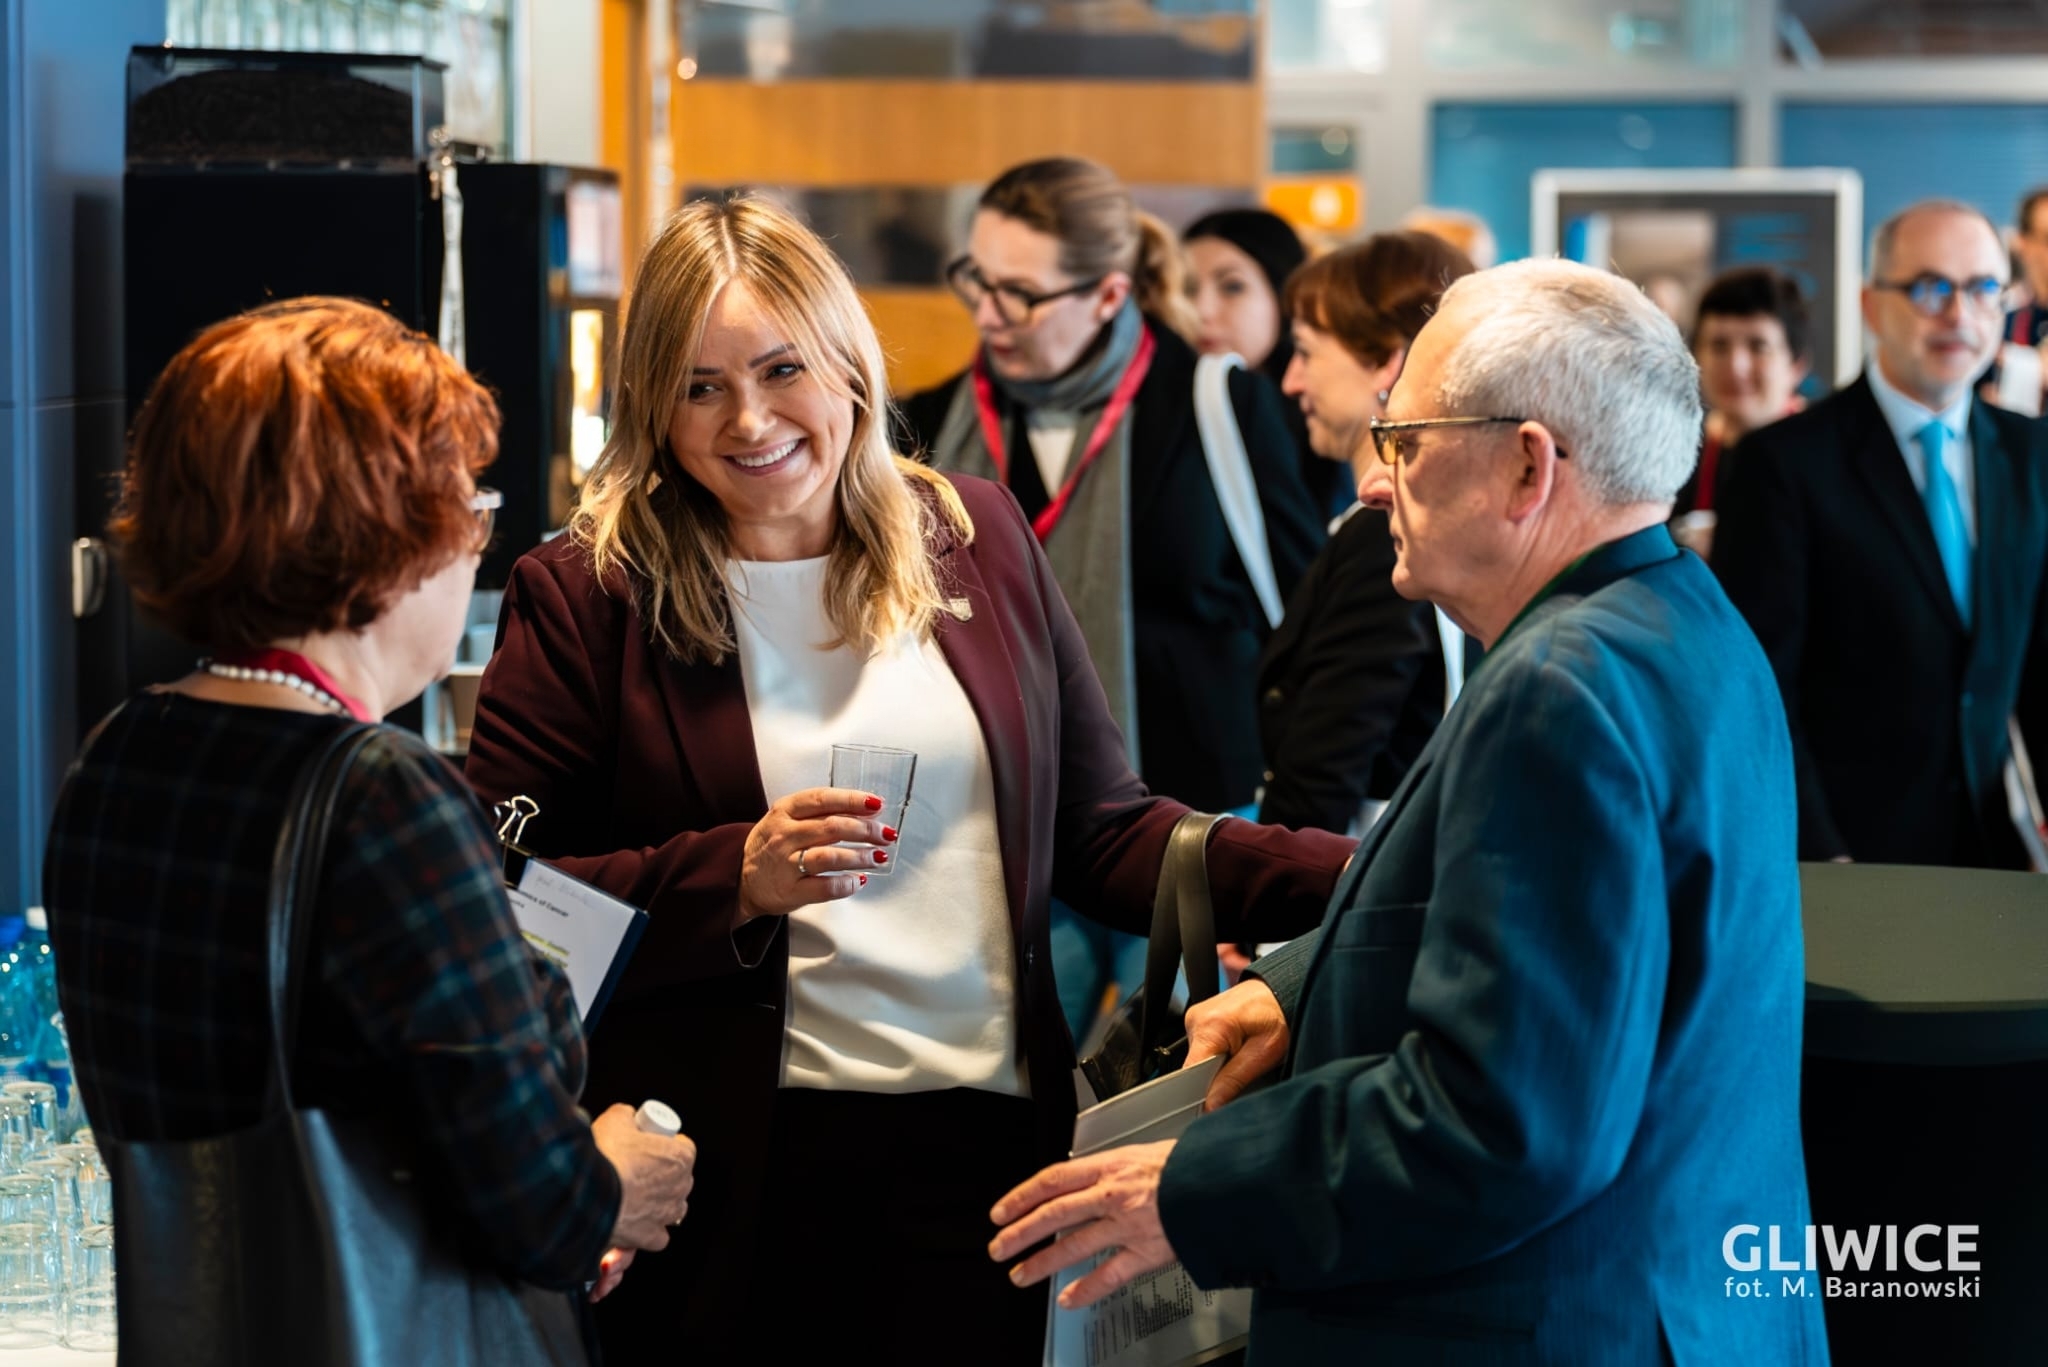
465, 197, 1351, 1366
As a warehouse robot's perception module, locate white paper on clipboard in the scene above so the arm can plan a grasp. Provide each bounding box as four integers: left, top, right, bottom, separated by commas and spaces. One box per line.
1044, 1057, 1252, 1367
505, 857, 645, 1025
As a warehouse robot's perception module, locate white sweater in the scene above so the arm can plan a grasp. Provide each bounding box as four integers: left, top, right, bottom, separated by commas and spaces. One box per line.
727, 556, 1023, 1097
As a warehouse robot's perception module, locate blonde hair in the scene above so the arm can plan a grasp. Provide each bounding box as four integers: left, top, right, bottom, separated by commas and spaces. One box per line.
979, 157, 1199, 342
571, 196, 972, 664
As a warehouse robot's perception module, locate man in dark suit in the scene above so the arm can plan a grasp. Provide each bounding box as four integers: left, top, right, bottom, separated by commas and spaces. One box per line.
1715, 199, 2048, 870
989, 260, 1824, 1364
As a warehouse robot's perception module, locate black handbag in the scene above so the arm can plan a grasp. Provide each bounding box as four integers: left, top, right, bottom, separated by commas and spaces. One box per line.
102, 722, 590, 1367
1076, 811, 1229, 1102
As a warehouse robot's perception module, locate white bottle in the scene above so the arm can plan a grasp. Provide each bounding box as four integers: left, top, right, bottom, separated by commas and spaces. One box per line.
633, 1100, 681, 1137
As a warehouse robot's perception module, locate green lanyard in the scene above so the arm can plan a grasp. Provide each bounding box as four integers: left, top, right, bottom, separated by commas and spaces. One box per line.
1466, 550, 1596, 683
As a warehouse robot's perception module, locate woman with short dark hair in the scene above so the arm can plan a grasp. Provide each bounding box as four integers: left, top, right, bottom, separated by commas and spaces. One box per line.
1257, 232, 1476, 836
44, 297, 696, 1362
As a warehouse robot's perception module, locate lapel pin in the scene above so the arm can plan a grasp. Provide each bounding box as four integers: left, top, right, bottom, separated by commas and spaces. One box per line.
947, 597, 974, 621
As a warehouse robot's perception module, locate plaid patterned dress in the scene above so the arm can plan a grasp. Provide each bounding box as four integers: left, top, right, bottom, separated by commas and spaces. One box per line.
43, 692, 619, 1289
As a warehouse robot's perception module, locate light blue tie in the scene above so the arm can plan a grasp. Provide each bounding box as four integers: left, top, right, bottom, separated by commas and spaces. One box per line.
1919, 421, 1972, 628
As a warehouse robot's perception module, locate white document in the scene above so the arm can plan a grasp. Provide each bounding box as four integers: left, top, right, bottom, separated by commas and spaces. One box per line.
1995, 343, 2044, 417
1045, 1057, 1253, 1367
505, 857, 647, 1025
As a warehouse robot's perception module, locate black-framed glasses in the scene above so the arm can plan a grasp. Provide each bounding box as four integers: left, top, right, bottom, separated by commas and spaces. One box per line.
469, 486, 502, 551
1367, 416, 1565, 466
944, 255, 1106, 326
1872, 273, 2014, 318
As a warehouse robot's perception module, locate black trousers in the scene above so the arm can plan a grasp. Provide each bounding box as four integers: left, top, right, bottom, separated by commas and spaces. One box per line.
599, 1086, 1046, 1367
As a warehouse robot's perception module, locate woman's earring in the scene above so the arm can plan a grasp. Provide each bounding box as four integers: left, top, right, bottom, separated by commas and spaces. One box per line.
1377, 390, 1390, 404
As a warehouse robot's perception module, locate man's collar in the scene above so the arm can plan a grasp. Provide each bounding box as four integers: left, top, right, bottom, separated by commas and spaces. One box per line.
1475, 525, 1678, 671
1866, 358, 1971, 446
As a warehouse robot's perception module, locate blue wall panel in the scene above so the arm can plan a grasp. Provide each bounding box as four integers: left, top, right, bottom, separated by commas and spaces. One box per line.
1430, 102, 1739, 262
1782, 103, 2048, 251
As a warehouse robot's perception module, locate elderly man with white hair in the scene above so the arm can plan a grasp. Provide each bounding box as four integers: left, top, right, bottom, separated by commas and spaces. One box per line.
990, 259, 1827, 1365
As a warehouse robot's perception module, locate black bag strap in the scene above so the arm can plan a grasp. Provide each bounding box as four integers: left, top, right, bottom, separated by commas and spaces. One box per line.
260, 723, 379, 1118
1138, 811, 1230, 1063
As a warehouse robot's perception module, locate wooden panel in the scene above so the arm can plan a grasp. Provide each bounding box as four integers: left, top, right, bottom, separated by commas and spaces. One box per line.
600, 0, 649, 267
863, 288, 981, 403
672, 80, 1260, 188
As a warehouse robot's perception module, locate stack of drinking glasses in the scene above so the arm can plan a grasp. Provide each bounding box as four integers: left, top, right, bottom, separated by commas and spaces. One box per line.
0, 1080, 111, 1352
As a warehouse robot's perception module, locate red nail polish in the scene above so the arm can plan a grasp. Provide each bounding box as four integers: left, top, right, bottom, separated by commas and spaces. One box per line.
873, 849, 889, 864
883, 826, 899, 842
864, 796, 883, 811
859, 874, 868, 886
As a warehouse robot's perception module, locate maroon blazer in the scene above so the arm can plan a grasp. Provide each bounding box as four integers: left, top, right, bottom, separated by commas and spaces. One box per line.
465, 473, 1350, 1343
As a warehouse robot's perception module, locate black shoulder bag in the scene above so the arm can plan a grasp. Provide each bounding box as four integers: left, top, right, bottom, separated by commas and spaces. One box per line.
1077, 811, 1229, 1102
103, 723, 589, 1367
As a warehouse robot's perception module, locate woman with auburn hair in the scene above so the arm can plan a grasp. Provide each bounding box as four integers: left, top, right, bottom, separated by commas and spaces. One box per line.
1256, 231, 1476, 837
465, 197, 1351, 1365
43, 297, 697, 1362
897, 157, 1327, 1037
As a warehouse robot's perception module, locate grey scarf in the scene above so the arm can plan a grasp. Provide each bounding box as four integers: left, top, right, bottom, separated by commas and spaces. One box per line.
927, 303, 1146, 769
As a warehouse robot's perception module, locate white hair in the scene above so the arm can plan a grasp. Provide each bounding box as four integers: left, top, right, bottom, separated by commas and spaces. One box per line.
1432, 258, 1702, 506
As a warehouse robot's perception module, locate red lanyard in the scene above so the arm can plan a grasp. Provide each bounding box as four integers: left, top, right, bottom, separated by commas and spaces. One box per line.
1695, 431, 1724, 511
971, 325, 1157, 542
212, 647, 377, 721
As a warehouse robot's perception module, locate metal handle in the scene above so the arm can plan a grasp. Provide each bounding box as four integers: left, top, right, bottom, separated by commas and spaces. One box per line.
70, 538, 108, 619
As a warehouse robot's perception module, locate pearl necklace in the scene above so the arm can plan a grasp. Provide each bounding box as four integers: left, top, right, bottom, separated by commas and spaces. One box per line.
199, 659, 350, 716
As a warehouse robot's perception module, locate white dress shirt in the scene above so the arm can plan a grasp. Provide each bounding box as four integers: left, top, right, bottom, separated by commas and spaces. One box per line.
1866, 361, 1977, 543
726, 555, 1024, 1098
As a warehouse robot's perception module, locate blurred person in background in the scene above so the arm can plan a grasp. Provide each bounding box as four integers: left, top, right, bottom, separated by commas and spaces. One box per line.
1986, 185, 2048, 413
1716, 200, 2048, 869
466, 198, 1351, 1365
1258, 232, 1471, 837
1671, 266, 1813, 557
899, 157, 1326, 1038
43, 298, 696, 1362
1183, 207, 1347, 515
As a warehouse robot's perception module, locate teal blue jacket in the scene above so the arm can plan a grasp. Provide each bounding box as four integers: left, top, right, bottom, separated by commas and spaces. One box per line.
1160, 526, 1828, 1365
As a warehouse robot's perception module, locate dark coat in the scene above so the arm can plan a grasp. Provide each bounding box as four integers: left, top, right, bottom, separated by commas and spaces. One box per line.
1713, 376, 2048, 867
1162, 529, 1826, 1365
464, 473, 1351, 1357
896, 325, 1327, 812
1255, 505, 1444, 834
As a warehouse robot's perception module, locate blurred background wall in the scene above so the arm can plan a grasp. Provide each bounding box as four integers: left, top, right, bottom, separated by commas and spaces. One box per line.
5, 0, 2048, 904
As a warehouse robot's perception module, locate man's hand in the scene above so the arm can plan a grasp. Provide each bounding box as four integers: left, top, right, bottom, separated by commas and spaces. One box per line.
1183, 978, 1290, 1111
988, 1141, 1178, 1309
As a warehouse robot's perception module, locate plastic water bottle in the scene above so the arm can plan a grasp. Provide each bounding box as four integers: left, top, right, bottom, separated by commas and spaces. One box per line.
20, 909, 58, 1037
0, 917, 36, 1083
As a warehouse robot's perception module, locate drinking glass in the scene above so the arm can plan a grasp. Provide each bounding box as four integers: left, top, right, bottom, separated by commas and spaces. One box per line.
61, 1224, 114, 1352
2, 1082, 56, 1160
71, 1157, 111, 1230
828, 743, 916, 876
0, 1100, 30, 1174
0, 1221, 60, 1345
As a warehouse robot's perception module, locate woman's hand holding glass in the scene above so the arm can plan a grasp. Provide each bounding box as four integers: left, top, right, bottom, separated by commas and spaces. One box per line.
735, 787, 898, 926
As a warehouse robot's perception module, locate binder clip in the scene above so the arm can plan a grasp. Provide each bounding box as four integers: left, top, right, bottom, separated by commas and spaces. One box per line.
492, 795, 540, 883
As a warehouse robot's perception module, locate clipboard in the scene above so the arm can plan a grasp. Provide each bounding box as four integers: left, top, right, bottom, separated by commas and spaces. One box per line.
493, 796, 648, 1031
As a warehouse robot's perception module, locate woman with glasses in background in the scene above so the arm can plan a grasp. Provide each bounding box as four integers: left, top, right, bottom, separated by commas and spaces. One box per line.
897, 159, 1325, 1036
43, 297, 697, 1362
